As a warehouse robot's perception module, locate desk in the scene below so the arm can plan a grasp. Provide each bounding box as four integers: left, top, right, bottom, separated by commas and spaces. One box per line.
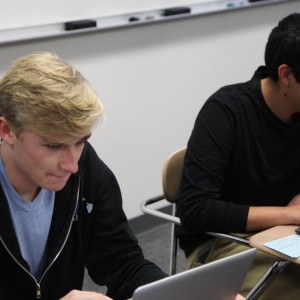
249, 225, 300, 264
245, 226, 299, 300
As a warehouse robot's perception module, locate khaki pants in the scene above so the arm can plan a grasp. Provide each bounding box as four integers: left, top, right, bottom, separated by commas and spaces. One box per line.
187, 236, 300, 300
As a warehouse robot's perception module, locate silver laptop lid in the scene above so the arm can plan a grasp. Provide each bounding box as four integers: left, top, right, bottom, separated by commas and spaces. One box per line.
133, 248, 256, 300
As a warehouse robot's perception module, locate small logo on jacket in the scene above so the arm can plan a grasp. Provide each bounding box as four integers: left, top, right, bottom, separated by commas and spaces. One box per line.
73, 198, 93, 221
86, 203, 93, 213
83, 197, 93, 213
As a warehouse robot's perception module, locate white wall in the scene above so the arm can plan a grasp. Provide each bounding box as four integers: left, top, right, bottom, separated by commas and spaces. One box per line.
0, 1, 299, 219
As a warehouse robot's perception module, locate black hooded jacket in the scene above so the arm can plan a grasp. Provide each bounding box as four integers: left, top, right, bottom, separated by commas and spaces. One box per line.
0, 142, 167, 300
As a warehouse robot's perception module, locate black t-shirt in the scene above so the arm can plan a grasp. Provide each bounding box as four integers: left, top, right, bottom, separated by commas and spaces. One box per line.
178, 66, 300, 256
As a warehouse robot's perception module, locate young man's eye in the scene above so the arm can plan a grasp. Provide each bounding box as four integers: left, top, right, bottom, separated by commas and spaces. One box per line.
46, 144, 61, 149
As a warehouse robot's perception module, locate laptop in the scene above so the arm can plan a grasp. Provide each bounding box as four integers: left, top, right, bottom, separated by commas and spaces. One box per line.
132, 248, 256, 300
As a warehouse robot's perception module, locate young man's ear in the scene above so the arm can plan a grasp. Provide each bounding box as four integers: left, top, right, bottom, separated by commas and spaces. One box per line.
278, 64, 294, 86
0, 117, 14, 145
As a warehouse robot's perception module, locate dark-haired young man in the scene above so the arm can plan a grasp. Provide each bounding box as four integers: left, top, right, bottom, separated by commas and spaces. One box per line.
179, 13, 300, 298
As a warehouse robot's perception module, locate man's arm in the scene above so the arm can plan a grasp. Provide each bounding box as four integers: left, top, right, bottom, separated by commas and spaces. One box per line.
247, 194, 300, 231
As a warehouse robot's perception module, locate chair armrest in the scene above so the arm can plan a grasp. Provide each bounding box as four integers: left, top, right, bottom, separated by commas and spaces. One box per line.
140, 196, 181, 225
140, 197, 248, 245
207, 232, 249, 246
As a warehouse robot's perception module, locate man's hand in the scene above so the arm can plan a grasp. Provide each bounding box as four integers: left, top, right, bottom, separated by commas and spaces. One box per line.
236, 294, 245, 300
247, 195, 300, 231
59, 290, 113, 300
288, 194, 300, 206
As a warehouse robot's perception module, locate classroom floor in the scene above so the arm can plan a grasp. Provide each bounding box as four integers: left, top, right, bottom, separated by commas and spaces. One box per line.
83, 222, 186, 293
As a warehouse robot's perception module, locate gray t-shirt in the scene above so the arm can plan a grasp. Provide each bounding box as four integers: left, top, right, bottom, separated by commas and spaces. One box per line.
0, 158, 55, 279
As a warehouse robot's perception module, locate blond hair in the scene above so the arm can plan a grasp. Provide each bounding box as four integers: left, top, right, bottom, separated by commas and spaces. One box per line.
0, 51, 104, 142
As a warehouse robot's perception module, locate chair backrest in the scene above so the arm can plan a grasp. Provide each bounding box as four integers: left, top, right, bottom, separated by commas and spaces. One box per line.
162, 147, 187, 203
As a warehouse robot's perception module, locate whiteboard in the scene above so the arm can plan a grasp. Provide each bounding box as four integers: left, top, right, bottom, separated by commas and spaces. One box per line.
0, 0, 294, 44
0, 0, 292, 30
0, 0, 215, 30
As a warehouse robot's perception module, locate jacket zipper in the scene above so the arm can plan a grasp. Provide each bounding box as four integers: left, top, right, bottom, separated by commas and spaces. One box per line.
0, 236, 41, 297
0, 177, 81, 299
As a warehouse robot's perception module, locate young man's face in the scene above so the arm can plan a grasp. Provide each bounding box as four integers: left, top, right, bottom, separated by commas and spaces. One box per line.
6, 130, 89, 193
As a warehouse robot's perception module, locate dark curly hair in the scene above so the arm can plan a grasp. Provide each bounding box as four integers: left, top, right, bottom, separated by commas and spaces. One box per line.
265, 13, 300, 82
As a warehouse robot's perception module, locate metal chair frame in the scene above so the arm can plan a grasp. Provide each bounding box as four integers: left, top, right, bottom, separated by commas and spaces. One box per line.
140, 147, 289, 300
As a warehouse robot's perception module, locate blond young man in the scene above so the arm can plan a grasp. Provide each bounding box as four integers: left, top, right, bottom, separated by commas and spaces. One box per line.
0, 51, 167, 300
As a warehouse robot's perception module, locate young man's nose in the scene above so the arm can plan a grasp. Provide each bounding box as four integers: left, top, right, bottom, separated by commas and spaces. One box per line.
59, 147, 79, 173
